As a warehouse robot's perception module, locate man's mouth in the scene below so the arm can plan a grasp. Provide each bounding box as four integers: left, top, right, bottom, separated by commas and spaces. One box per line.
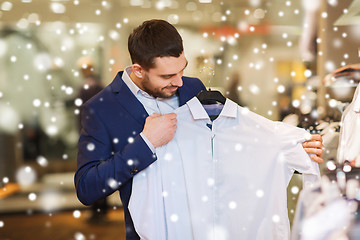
166, 86, 178, 92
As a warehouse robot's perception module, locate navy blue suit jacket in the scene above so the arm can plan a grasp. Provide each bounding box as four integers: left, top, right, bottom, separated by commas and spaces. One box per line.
75, 71, 206, 239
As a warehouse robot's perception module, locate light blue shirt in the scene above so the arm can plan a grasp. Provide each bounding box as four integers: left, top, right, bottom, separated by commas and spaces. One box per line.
122, 67, 179, 153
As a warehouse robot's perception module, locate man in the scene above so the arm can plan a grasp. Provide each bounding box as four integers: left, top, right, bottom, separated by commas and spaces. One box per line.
76, 56, 103, 110
75, 19, 324, 239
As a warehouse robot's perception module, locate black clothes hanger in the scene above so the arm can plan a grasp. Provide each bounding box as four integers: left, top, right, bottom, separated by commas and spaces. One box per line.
197, 89, 226, 105
196, 66, 226, 105
197, 89, 225, 120
196, 67, 226, 121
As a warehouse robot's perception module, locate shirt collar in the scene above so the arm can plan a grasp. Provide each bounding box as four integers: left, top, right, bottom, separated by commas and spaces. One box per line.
186, 96, 237, 120
122, 66, 141, 96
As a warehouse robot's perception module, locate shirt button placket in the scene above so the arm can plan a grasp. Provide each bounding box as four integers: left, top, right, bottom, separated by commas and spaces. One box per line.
211, 123, 217, 163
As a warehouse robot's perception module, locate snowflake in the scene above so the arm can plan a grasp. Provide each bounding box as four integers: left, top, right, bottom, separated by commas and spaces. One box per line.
170, 214, 178, 222
2, 177, 9, 184
272, 214, 280, 223
234, 143, 243, 152
291, 186, 299, 194
228, 201, 237, 209
87, 143, 95, 151
16, 166, 37, 186
36, 156, 48, 167
73, 210, 81, 218
207, 178, 215, 186
256, 189, 264, 198
74, 232, 85, 240
28, 193, 37, 201
128, 137, 134, 143
164, 152, 173, 161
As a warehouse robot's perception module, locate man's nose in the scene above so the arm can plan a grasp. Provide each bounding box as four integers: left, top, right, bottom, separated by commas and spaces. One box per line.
171, 74, 183, 87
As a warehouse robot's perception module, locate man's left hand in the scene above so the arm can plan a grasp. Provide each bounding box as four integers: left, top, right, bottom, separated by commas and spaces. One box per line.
302, 134, 324, 164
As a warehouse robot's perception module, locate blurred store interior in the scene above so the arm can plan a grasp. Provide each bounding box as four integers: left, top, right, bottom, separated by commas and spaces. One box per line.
0, 0, 360, 239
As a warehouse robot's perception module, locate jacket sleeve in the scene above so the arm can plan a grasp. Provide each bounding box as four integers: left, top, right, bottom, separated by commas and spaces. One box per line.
74, 104, 156, 205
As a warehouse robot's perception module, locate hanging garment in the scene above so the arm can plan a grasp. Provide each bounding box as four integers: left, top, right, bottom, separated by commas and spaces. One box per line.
291, 176, 353, 240
337, 84, 360, 165
128, 97, 320, 240
331, 64, 360, 84
323, 64, 360, 86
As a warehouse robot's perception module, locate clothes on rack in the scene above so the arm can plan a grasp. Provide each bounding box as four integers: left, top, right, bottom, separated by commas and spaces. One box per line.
331, 64, 360, 84
337, 83, 360, 166
314, 121, 340, 172
291, 172, 359, 240
324, 64, 360, 87
128, 97, 320, 240
323, 64, 360, 104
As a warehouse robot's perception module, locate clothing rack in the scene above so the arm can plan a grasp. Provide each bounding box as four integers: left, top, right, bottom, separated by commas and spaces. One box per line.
324, 163, 360, 239
291, 162, 360, 240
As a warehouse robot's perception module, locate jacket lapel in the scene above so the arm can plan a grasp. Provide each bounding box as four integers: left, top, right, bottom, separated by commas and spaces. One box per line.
110, 72, 148, 126
178, 79, 192, 106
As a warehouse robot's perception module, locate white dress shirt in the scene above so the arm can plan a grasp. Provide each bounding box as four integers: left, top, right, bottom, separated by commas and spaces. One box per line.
129, 97, 320, 240
337, 83, 360, 164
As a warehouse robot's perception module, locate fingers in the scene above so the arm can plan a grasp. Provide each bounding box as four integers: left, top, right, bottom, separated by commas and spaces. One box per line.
149, 112, 161, 118
164, 112, 177, 119
302, 140, 324, 149
147, 113, 177, 125
143, 112, 178, 148
165, 113, 177, 125
155, 113, 177, 126
309, 134, 322, 141
303, 134, 325, 164
304, 147, 324, 164
149, 112, 176, 118
303, 147, 323, 157
309, 154, 324, 164
303, 134, 324, 148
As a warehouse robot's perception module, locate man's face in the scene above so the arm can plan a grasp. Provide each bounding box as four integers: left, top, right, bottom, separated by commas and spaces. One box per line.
140, 52, 187, 98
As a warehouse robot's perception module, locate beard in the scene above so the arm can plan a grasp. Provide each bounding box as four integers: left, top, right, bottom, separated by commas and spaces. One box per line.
141, 73, 178, 98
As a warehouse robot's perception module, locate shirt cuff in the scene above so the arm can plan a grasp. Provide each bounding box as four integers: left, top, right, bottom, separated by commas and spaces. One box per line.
140, 132, 156, 153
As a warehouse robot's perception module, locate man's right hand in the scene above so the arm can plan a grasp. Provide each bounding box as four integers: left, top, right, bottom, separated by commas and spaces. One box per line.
142, 112, 177, 148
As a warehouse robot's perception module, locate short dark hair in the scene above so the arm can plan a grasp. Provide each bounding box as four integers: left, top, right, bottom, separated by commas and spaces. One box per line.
128, 19, 183, 70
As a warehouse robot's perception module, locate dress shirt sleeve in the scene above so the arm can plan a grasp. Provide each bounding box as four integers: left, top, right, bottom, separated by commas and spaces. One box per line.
275, 122, 321, 187
74, 104, 157, 206
140, 132, 156, 153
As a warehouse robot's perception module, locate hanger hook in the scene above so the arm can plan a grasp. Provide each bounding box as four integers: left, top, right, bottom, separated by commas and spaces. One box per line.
200, 66, 215, 90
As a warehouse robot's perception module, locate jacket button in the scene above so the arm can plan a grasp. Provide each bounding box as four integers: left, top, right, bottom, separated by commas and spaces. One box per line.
130, 167, 139, 175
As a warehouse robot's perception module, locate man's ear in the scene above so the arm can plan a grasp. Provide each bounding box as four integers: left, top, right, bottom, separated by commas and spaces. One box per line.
131, 64, 144, 79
